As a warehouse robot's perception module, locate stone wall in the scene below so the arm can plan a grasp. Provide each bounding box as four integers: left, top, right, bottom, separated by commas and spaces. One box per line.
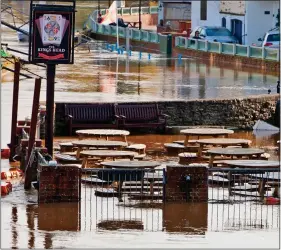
54, 94, 279, 136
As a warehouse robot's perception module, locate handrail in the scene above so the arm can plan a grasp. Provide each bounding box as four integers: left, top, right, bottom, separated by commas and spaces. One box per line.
175, 36, 279, 61
85, 7, 163, 44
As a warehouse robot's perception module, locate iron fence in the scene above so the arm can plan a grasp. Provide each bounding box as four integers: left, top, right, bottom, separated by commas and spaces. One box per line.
79, 167, 280, 233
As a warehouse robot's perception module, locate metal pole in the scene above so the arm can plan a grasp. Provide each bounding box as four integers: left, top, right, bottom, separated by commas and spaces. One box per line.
45, 64, 56, 156
116, 0, 119, 49
25, 78, 41, 190
9, 61, 20, 162
138, 0, 141, 30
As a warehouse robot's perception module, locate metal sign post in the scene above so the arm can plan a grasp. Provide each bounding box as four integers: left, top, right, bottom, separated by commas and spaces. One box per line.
29, 0, 75, 156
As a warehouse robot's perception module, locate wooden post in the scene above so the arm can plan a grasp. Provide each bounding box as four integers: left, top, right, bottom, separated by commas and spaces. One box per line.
9, 61, 20, 162
45, 64, 56, 156
24, 78, 41, 190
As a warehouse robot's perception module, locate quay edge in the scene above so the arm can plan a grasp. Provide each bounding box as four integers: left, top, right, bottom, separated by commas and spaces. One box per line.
54, 94, 280, 136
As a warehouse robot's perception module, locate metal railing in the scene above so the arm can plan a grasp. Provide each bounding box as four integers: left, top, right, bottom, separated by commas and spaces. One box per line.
175, 36, 280, 61
79, 167, 280, 232
84, 7, 161, 44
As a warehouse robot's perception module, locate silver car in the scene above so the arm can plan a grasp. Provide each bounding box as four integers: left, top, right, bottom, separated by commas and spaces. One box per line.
190, 26, 239, 44
257, 29, 280, 48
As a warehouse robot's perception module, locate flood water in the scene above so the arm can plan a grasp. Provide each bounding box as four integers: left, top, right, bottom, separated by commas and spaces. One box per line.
1, 1, 280, 249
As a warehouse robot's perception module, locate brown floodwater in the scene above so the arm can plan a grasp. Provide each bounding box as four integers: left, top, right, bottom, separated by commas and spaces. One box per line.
1, 1, 280, 248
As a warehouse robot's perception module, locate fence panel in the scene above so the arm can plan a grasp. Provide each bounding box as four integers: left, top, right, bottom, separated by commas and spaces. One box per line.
131, 7, 139, 15
198, 40, 206, 51
97, 24, 104, 34
250, 46, 263, 58
111, 25, 117, 36
265, 48, 279, 61
236, 45, 248, 56
118, 27, 125, 38
132, 29, 141, 40
149, 32, 158, 43
122, 7, 131, 15
222, 43, 234, 54
150, 6, 158, 14
141, 30, 149, 41
178, 37, 186, 48
103, 25, 110, 35
208, 42, 220, 53
187, 38, 197, 49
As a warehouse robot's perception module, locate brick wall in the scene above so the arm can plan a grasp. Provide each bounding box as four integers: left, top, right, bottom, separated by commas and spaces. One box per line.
165, 165, 208, 202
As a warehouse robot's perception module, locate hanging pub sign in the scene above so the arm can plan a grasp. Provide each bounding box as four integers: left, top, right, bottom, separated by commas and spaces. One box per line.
29, 3, 75, 64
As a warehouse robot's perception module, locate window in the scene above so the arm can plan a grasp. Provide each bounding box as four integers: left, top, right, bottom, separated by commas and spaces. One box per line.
200, 0, 207, 20
205, 28, 232, 36
222, 17, 226, 28
200, 28, 206, 36
267, 34, 280, 42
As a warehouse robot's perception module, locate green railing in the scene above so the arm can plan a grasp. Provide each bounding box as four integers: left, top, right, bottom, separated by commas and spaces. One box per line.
175, 36, 279, 61
86, 7, 161, 45
236, 45, 248, 56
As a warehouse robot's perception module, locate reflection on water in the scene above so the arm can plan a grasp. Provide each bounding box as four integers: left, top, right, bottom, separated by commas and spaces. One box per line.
11, 206, 18, 249
163, 203, 208, 235
37, 203, 81, 231
1, 1, 280, 248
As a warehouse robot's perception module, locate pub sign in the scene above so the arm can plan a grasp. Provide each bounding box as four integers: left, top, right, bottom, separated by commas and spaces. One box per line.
29, 5, 75, 64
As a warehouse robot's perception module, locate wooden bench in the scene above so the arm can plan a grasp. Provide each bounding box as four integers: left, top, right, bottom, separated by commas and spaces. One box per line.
115, 103, 168, 132
64, 103, 119, 135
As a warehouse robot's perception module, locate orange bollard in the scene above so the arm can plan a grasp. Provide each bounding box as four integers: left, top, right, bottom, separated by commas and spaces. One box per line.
264, 197, 280, 205
1, 172, 7, 180
1, 148, 10, 159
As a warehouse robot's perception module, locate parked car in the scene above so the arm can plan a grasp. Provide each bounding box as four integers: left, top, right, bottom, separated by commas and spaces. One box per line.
190, 26, 239, 44
255, 29, 280, 48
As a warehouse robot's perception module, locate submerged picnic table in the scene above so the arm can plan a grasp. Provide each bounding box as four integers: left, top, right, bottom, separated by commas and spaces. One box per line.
101, 160, 161, 196
207, 148, 265, 168
71, 140, 128, 158
222, 160, 280, 168
76, 129, 130, 142
196, 138, 252, 157
80, 150, 137, 168
101, 161, 161, 169
222, 159, 280, 198
180, 128, 234, 146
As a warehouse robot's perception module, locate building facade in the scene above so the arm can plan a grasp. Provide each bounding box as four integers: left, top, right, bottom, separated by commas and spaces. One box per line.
191, 0, 279, 45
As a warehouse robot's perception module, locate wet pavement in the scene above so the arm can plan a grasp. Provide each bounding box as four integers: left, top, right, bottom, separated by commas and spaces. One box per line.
1, 1, 280, 249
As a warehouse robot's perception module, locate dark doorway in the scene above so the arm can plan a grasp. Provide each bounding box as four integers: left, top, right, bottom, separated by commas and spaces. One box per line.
231, 19, 243, 44
221, 17, 226, 28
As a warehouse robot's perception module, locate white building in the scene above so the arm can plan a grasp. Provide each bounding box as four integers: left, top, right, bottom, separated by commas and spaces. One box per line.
191, 0, 279, 45
158, 0, 192, 30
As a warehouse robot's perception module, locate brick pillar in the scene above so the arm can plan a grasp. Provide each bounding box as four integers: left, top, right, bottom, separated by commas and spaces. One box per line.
38, 164, 81, 203
165, 165, 208, 202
